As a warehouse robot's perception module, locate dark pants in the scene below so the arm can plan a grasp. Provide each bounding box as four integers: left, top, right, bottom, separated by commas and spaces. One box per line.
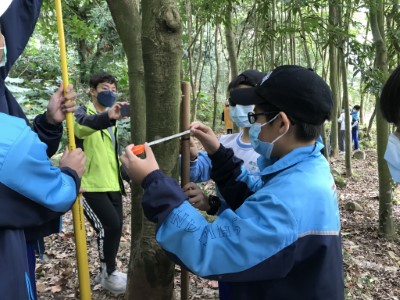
26, 242, 37, 300
83, 192, 123, 275
352, 126, 359, 150
339, 130, 345, 152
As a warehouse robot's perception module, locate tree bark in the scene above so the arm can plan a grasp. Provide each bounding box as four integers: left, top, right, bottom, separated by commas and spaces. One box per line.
328, 1, 339, 157
225, 2, 238, 80
113, 0, 183, 298
369, 0, 396, 238
211, 25, 220, 131
105, 0, 148, 298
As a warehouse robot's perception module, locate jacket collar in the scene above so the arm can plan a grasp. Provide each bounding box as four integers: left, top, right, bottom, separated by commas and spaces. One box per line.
256, 142, 324, 176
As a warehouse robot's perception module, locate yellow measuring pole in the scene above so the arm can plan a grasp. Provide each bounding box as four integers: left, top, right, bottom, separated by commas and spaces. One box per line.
55, 1, 91, 298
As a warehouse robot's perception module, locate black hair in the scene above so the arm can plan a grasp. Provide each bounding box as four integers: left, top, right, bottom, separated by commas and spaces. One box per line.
89, 73, 117, 89
353, 105, 361, 111
380, 65, 400, 124
293, 122, 322, 141
260, 103, 322, 142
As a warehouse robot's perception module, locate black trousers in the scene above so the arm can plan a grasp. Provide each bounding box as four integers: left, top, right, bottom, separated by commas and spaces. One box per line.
83, 192, 123, 275
339, 130, 345, 152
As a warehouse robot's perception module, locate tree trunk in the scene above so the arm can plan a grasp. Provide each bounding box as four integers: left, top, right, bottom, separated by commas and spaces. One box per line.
211, 25, 220, 131
338, 0, 353, 175
369, 0, 395, 238
105, 0, 148, 298
328, 1, 339, 157
297, 1, 312, 68
288, 10, 296, 65
270, 0, 276, 68
116, 0, 182, 298
225, 2, 238, 80
367, 104, 376, 138
340, 50, 352, 176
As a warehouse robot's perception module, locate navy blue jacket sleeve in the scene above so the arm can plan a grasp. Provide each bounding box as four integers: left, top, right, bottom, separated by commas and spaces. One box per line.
33, 113, 63, 157
0, 0, 43, 74
74, 105, 116, 131
210, 144, 254, 210
141, 170, 187, 228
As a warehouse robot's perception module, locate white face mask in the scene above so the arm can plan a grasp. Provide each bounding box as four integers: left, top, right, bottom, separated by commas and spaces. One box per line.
384, 133, 400, 183
229, 105, 254, 128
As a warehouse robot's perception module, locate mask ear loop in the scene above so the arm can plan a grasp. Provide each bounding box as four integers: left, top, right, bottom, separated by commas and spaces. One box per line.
270, 113, 290, 144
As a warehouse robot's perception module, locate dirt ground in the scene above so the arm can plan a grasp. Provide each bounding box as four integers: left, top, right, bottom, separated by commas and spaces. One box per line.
36, 149, 400, 300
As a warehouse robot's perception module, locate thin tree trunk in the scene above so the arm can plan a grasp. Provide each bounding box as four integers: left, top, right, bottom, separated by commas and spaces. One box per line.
270, 0, 276, 68
369, 0, 395, 238
212, 25, 220, 131
367, 105, 376, 138
340, 49, 352, 176
329, 1, 339, 157
297, 1, 312, 68
105, 1, 146, 298
225, 2, 238, 79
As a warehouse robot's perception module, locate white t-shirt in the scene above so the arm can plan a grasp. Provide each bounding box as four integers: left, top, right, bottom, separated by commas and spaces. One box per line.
337, 112, 346, 131
219, 131, 259, 173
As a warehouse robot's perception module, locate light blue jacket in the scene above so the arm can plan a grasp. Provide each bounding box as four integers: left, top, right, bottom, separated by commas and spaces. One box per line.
141, 142, 344, 299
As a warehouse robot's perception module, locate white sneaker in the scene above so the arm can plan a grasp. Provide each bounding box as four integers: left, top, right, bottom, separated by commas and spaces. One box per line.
95, 270, 127, 284
100, 270, 126, 295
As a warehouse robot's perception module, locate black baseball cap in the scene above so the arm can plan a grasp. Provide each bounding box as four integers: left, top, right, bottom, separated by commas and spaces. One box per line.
229, 65, 333, 125
228, 69, 266, 90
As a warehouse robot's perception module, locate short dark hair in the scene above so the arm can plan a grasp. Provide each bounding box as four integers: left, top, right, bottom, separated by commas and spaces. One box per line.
89, 73, 117, 89
353, 105, 361, 111
293, 122, 322, 142
380, 65, 400, 124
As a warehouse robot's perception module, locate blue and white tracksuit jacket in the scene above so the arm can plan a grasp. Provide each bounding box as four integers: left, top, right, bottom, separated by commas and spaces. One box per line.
0, 113, 80, 299
0, 1, 80, 299
190, 132, 259, 212
141, 142, 344, 299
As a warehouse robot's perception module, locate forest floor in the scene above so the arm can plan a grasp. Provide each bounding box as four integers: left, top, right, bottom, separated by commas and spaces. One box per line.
36, 148, 400, 300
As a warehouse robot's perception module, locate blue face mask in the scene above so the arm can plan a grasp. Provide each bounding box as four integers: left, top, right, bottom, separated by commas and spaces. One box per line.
249, 114, 287, 160
0, 42, 7, 68
384, 133, 400, 183
230, 105, 254, 128
97, 90, 117, 107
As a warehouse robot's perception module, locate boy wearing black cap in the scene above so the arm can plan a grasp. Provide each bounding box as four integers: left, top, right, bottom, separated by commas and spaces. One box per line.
184, 70, 265, 215
120, 65, 344, 300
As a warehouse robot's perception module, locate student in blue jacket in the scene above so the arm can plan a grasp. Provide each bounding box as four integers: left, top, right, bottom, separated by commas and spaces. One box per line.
351, 105, 361, 150
0, 1, 86, 299
121, 65, 344, 300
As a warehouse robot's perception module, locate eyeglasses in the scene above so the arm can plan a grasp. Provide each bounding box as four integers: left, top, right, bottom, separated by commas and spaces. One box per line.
247, 111, 279, 124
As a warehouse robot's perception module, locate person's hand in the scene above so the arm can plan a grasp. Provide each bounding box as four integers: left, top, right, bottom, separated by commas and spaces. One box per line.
120, 143, 159, 185
59, 147, 86, 178
182, 182, 210, 211
190, 121, 220, 155
46, 83, 76, 125
189, 137, 198, 161
108, 102, 129, 120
